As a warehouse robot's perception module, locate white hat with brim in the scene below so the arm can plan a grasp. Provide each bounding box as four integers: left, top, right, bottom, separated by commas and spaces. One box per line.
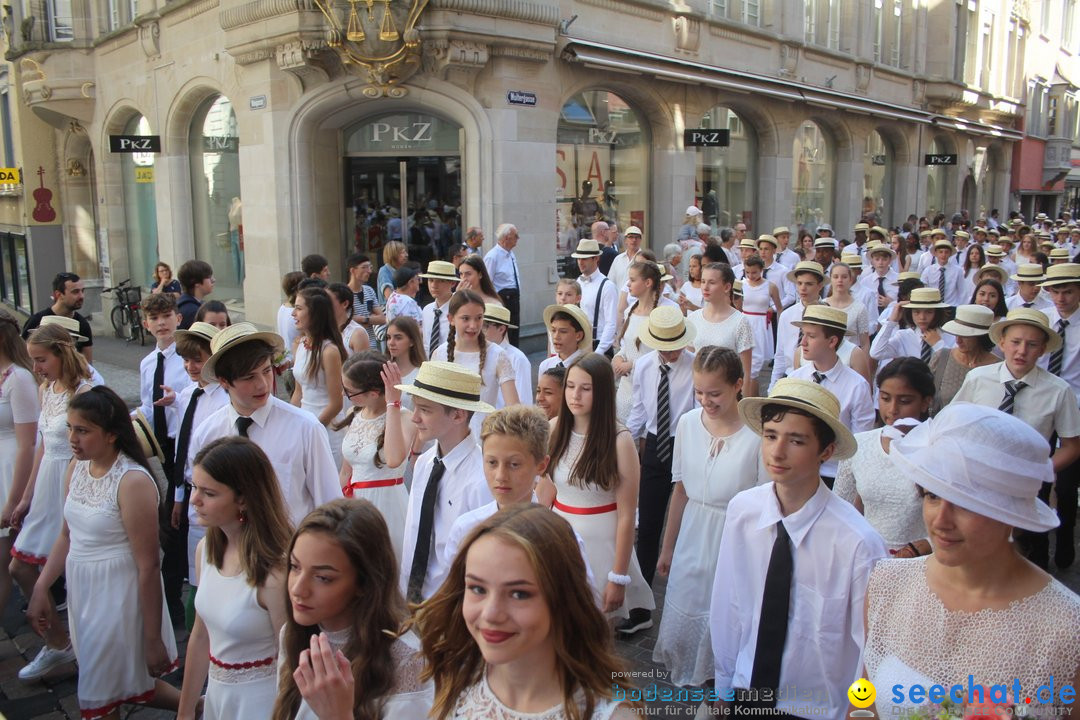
868, 244, 896, 260
814, 238, 838, 250
756, 234, 779, 248
732, 280, 743, 296
893, 271, 923, 285
905, 288, 950, 309
685, 206, 703, 217
989, 308, 1062, 353
419, 260, 459, 281
483, 303, 517, 329
772, 227, 791, 237
786, 261, 825, 283
174, 321, 220, 346
1011, 264, 1047, 283
542, 304, 592, 353
396, 361, 494, 414
853, 223, 870, 232
869, 225, 890, 239
637, 306, 696, 352
738, 378, 857, 460
984, 244, 1006, 258
624, 226, 643, 237
932, 239, 955, 252
201, 323, 286, 383
791, 304, 854, 336
38, 314, 88, 343
1039, 263, 1080, 288
888, 402, 1059, 532
571, 239, 603, 258
941, 304, 994, 337
1049, 248, 1071, 261
976, 263, 1009, 286
132, 409, 165, 464
738, 238, 757, 250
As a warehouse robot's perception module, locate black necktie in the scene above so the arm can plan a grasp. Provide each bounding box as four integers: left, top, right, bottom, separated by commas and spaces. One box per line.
430, 308, 442, 357
1023, 301, 1034, 308
556, 361, 565, 369
510, 253, 520, 290
174, 388, 205, 497
235, 415, 255, 438
938, 267, 946, 297
750, 521, 793, 706
152, 352, 167, 448
1049, 320, 1068, 376
920, 338, 932, 364
812, 371, 826, 384
877, 276, 886, 297
763, 267, 769, 279
656, 364, 672, 463
998, 380, 1027, 415
407, 457, 446, 603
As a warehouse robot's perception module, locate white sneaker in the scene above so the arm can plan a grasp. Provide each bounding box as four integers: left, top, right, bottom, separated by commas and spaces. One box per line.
18, 644, 76, 681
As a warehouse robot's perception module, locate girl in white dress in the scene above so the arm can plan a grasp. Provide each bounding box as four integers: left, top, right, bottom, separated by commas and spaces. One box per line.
27, 387, 180, 718
328, 282, 372, 356
291, 288, 347, 465
739, 258, 782, 379
337, 353, 417, 560
548, 353, 655, 620
677, 253, 704, 313
385, 317, 425, 411
178, 437, 291, 720
834, 358, 932, 556
272, 499, 432, 720
870, 287, 955, 365
687, 262, 756, 393
0, 311, 38, 617
432, 290, 519, 436
612, 261, 663, 423
825, 262, 870, 349
415, 504, 638, 719
652, 348, 766, 687
10, 325, 92, 680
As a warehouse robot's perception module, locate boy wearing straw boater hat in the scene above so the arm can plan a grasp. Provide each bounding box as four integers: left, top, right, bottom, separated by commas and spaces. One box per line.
788, 306, 875, 487
621, 306, 697, 635
920, 236, 966, 306
710, 379, 887, 718
770, 261, 825, 391
396, 361, 494, 602
1006, 264, 1052, 311
1035, 262, 1080, 568
482, 303, 530, 409
191, 323, 340, 528
538, 303, 592, 375
953, 307, 1080, 570
858, 243, 899, 315
755, 234, 795, 307
419, 260, 458, 357
573, 238, 618, 356
773, 226, 800, 268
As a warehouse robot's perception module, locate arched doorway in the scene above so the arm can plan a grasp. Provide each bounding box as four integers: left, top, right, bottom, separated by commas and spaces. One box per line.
695, 105, 756, 230
792, 120, 834, 234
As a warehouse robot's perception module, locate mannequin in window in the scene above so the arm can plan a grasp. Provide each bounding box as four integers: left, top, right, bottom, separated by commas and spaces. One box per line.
603, 179, 619, 226
571, 180, 599, 237
227, 197, 244, 284
702, 187, 719, 229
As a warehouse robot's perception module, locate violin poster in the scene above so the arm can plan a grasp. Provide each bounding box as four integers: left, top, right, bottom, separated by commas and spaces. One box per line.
31, 166, 57, 224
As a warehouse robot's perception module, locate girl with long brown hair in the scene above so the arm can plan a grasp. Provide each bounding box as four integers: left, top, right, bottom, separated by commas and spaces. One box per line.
177, 437, 292, 720
547, 353, 654, 620
271, 498, 432, 720
384, 316, 425, 409
612, 261, 662, 423
456, 255, 502, 306
9, 325, 92, 681
291, 287, 347, 464
416, 504, 638, 720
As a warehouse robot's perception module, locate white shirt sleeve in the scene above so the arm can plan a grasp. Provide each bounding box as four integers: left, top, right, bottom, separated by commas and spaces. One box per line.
596, 281, 618, 353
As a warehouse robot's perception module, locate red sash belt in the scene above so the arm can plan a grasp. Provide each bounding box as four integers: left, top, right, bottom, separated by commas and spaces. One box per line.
743, 311, 768, 316
553, 499, 618, 515
344, 477, 405, 497
209, 654, 274, 670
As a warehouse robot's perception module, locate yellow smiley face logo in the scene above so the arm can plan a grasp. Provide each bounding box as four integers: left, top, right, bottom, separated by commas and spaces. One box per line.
848, 678, 876, 709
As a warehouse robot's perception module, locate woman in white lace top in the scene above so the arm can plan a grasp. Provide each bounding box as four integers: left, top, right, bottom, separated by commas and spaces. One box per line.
272, 499, 432, 720
834, 357, 933, 556
415, 504, 639, 720
860, 404, 1080, 719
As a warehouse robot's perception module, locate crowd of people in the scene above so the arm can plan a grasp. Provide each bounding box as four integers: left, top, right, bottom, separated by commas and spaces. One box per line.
0, 206, 1078, 720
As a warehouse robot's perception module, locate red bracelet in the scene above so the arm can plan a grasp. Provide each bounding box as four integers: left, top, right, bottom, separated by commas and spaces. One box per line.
387, 401, 402, 409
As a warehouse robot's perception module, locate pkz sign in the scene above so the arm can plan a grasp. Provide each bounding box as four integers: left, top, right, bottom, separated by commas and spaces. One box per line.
109, 135, 161, 153
925, 154, 957, 166
684, 129, 731, 147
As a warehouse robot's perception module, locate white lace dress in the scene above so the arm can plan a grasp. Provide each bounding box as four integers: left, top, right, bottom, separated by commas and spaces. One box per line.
653, 414, 765, 687
65, 453, 178, 718
614, 313, 649, 425
195, 547, 278, 720
451, 670, 622, 719
341, 411, 408, 560
12, 380, 87, 564
738, 281, 772, 374
284, 626, 433, 719
865, 558, 1080, 718
431, 342, 515, 436
834, 428, 927, 551
294, 341, 347, 466
0, 365, 39, 539
687, 308, 756, 371
551, 431, 655, 620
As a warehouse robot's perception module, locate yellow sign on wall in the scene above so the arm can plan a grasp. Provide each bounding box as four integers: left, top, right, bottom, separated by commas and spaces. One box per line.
0, 168, 21, 183
135, 166, 154, 183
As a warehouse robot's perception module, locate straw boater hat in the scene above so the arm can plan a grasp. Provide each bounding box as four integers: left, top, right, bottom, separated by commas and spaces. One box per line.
919, 230, 933, 240
840, 253, 863, 269
201, 322, 285, 383
570, 239, 602, 258
174, 321, 220, 346
792, 304, 854, 336
637, 306, 696, 352
905, 288, 950, 309
756, 234, 778, 248
738, 238, 757, 251
869, 225, 889, 239
889, 403, 1058, 532
732, 280, 743, 297
483, 303, 517, 329
38, 314, 87, 343
894, 271, 923, 285
930, 228, 948, 238
853, 222, 870, 233
772, 226, 791, 238
1011, 264, 1047, 284
419, 260, 459, 281
786, 260, 825, 283
624, 226, 643, 237
813, 237, 838, 250
954, 230, 970, 242
1039, 263, 1080, 288
942, 304, 994, 337
868, 243, 896, 259
977, 263, 1009, 286
654, 262, 674, 284
738, 378, 857, 460
932, 238, 955, 252
395, 361, 494, 413
132, 409, 165, 464
989, 308, 1062, 353
542, 303, 592, 352
1049, 248, 1071, 263
984, 244, 1006, 258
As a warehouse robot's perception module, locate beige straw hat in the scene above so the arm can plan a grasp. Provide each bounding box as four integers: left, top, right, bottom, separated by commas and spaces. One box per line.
738, 238, 758, 250
791, 304, 854, 336
201, 323, 285, 383
542, 304, 592, 352
989, 308, 1062, 353
786, 260, 825, 283
174, 321, 220, 345
905, 288, 950, 309
941, 304, 994, 337
984, 244, 1006, 258
756, 234, 779, 248
419, 260, 459, 281
637, 306, 696, 352
1039, 263, 1080, 287
1010, 264, 1047, 283
932, 238, 955, 252
738, 378, 857, 459
38, 315, 87, 343
853, 222, 870, 232
132, 409, 165, 464
395, 361, 494, 413
483, 303, 517, 328
976, 263, 1009, 286
571, 239, 602, 258
772, 226, 791, 237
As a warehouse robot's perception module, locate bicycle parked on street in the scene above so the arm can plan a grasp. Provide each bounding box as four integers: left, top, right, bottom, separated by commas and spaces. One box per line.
104, 279, 146, 345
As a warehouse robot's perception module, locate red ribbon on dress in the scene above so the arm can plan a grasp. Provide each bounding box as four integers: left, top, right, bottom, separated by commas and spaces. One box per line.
343, 477, 405, 497
553, 499, 618, 515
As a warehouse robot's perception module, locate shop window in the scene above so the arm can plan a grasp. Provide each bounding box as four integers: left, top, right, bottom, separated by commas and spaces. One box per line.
694, 106, 756, 230
189, 95, 243, 300
792, 120, 834, 235
925, 137, 954, 218
0, 233, 31, 311
556, 90, 647, 258
122, 115, 158, 289
862, 131, 892, 224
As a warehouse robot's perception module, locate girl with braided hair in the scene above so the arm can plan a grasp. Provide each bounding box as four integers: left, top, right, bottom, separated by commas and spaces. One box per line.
612, 260, 664, 424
